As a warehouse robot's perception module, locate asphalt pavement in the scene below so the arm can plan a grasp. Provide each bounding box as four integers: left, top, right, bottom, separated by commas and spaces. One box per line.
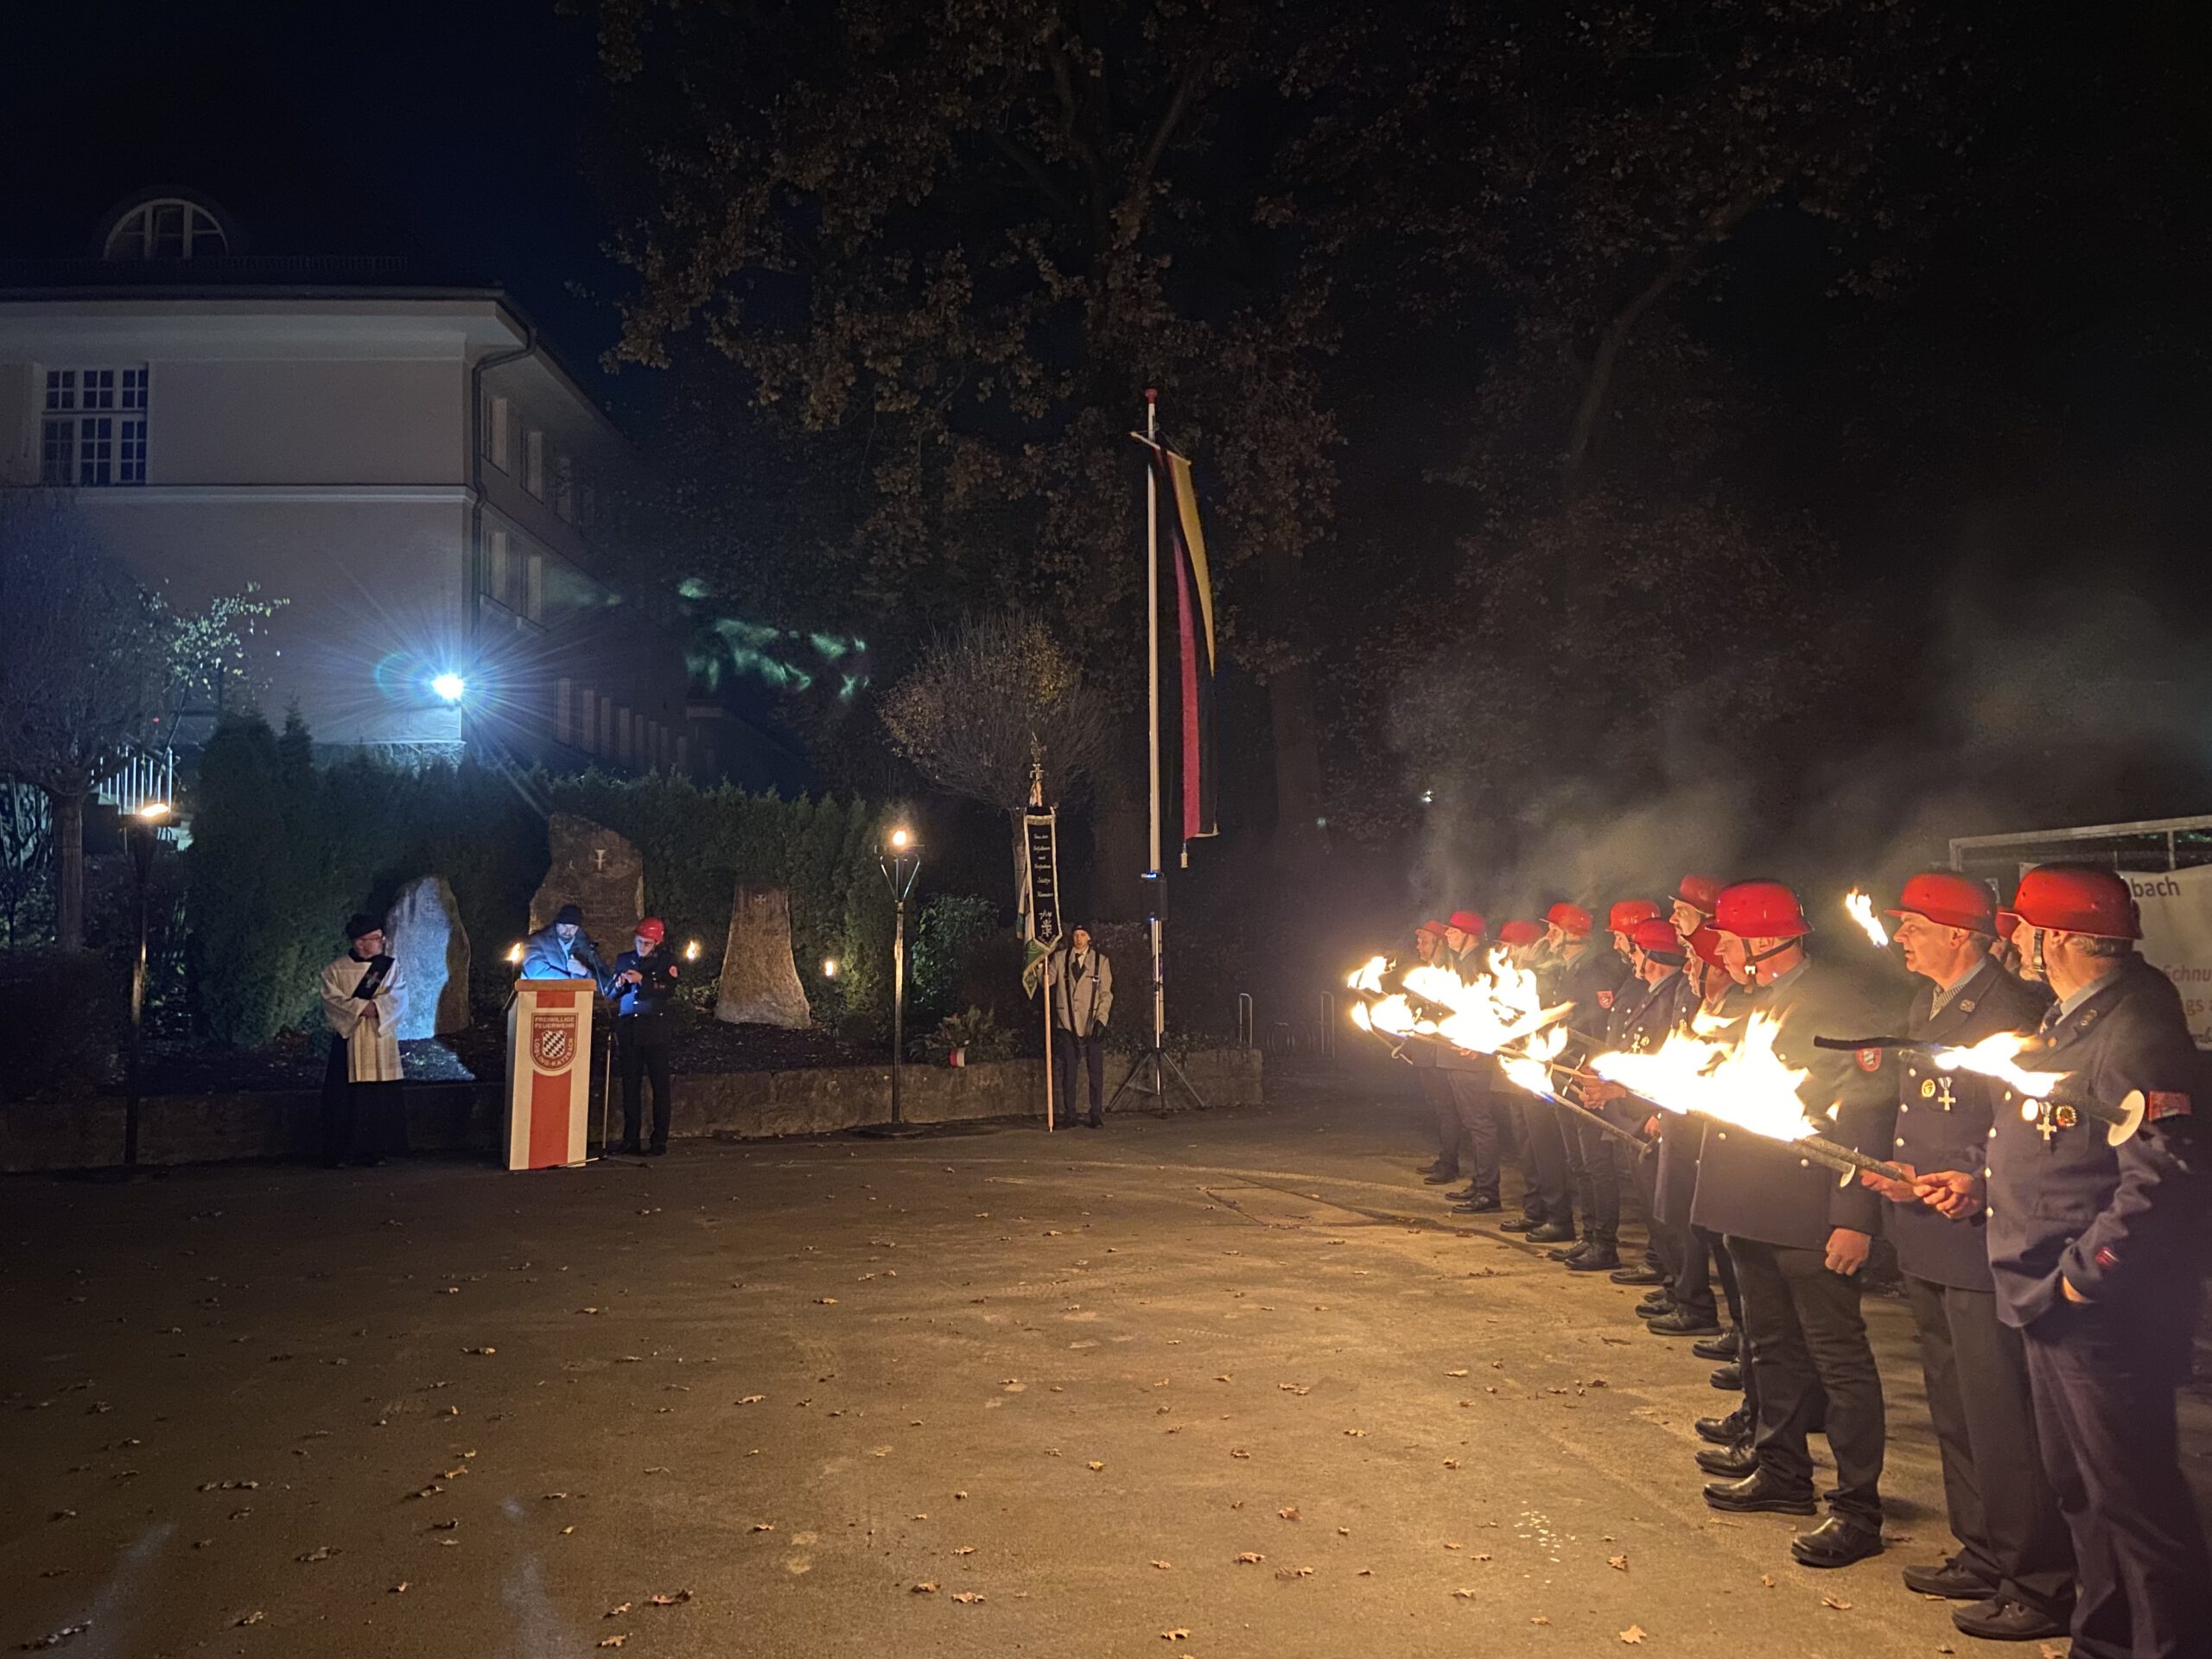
6, 1071, 2206, 1657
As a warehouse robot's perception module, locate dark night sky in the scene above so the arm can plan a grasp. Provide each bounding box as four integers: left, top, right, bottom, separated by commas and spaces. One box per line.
0, 0, 628, 402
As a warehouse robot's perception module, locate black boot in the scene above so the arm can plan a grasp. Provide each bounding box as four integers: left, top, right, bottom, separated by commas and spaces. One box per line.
1566, 1243, 1624, 1272
1524, 1221, 1576, 1245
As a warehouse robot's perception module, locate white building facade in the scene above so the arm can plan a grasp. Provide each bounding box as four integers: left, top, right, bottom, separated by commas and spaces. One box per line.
0, 192, 688, 773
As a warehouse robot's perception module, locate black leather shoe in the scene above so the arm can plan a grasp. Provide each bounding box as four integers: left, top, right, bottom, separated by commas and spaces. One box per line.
1451, 1197, 1502, 1214
1087, 1116, 1104, 1128
1791, 1516, 1884, 1569
1567, 1247, 1623, 1272
646, 1142, 668, 1156
1424, 1170, 1464, 1185
1525, 1222, 1578, 1245
1645, 1309, 1723, 1336
1609, 1265, 1668, 1286
1418, 1161, 1452, 1176
1636, 1294, 1675, 1316
1692, 1332, 1738, 1362
1702, 1471, 1816, 1515
1694, 1409, 1750, 1446
1901, 1554, 1994, 1601
1950, 1598, 2068, 1642
1709, 1363, 1742, 1391
1694, 1440, 1757, 1478
1499, 1215, 1544, 1233
1444, 1185, 1478, 1201
612, 1141, 643, 1157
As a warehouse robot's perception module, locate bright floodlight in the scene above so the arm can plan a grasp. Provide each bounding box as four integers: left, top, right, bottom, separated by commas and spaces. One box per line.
137, 800, 172, 822
822, 957, 840, 979
888, 826, 912, 851
431, 672, 467, 703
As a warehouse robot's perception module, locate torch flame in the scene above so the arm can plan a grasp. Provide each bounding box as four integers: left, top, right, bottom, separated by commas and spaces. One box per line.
1843, 889, 1889, 949
1592, 1012, 1828, 1143
1930, 1029, 2070, 1100
1344, 950, 1572, 1056
1497, 1023, 1568, 1099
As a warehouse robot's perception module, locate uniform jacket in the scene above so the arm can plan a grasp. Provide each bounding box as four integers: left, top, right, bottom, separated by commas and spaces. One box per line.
1547, 944, 1627, 1063
1887, 959, 2044, 1291
1691, 956, 1901, 1251
1986, 955, 2207, 1331
1605, 969, 1692, 1133
1046, 947, 1114, 1034
520, 923, 612, 988
610, 947, 681, 1034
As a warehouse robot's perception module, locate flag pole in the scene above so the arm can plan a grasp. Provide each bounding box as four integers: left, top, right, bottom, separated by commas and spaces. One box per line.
1145, 389, 1165, 1058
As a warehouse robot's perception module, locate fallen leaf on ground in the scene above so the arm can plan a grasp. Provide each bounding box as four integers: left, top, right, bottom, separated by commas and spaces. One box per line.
1337, 1526, 1351, 1535
738, 1395, 766, 1404
1279, 1506, 1300, 1521
911, 1581, 938, 1593
234, 1611, 264, 1627
1531, 1615, 1551, 1625
1620, 1625, 1646, 1644
430, 1518, 459, 1531
1821, 1596, 1853, 1611
597, 1638, 626, 1649
1608, 1554, 1628, 1571
1235, 1552, 1265, 1565
951, 1591, 985, 1604
561, 1526, 575, 1535
1230, 1449, 1250, 1459
955, 1546, 976, 1556
1443, 1459, 1461, 1470
816, 1298, 838, 1306
1760, 1573, 1776, 1588
1087, 1461, 1105, 1471
751, 1522, 775, 1532
389, 1582, 408, 1593
1344, 1428, 1365, 1438
1274, 1566, 1314, 1580
1160, 1630, 1189, 1641
647, 1590, 692, 1605
296, 1546, 337, 1562
605, 1603, 632, 1618
1151, 1560, 1172, 1569
1446, 1369, 1469, 1377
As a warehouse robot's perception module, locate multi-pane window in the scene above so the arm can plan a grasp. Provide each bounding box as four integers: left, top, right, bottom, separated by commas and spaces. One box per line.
524, 429, 544, 498
552, 454, 574, 522
104, 199, 228, 260
41, 366, 149, 486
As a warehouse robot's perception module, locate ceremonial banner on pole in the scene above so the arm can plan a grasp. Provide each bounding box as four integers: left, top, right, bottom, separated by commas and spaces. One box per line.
1019, 807, 1064, 996
1144, 443, 1219, 860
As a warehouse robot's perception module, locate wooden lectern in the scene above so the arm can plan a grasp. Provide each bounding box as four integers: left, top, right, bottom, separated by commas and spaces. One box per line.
505, 977, 595, 1169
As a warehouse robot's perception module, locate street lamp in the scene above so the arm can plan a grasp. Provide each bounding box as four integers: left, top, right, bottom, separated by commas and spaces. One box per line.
859, 825, 925, 1138
124, 800, 170, 1170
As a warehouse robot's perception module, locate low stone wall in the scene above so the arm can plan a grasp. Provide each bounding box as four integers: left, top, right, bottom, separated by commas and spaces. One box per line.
0, 1047, 1265, 1173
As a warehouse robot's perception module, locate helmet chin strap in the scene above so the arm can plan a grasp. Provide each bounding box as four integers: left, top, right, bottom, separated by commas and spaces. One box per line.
2032, 927, 2048, 981
1745, 937, 1798, 967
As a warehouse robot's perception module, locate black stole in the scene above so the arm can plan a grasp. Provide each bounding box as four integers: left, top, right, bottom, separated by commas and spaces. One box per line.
352, 954, 395, 1000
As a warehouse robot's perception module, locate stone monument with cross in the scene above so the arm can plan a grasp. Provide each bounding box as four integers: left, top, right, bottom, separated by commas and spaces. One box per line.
528, 812, 646, 944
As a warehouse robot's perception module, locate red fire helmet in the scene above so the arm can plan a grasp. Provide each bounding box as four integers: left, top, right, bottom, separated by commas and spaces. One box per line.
1606, 899, 1663, 934
1628, 917, 1686, 958
1414, 918, 1447, 940
1671, 874, 1725, 914
1713, 880, 1811, 940
1994, 908, 2020, 939
1886, 872, 1995, 934
1688, 924, 1728, 968
1545, 901, 1593, 938
2011, 866, 2141, 939
1497, 918, 1542, 947
1446, 909, 1486, 937
635, 917, 667, 944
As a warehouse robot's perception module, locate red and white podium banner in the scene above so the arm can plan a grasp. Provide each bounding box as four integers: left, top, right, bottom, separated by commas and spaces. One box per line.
505, 978, 594, 1169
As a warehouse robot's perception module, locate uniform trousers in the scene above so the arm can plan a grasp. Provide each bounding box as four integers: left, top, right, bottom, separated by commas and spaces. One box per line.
1053, 1027, 1106, 1122
1572, 1117, 1621, 1247
1729, 1237, 1885, 1528
1520, 1102, 1578, 1226
1508, 1097, 1547, 1217
1445, 1073, 1504, 1203
1418, 1070, 1459, 1173
1630, 1142, 1675, 1275
1670, 1224, 1721, 1325
1904, 1276, 2072, 1620
2022, 1300, 2212, 1659
617, 1024, 674, 1148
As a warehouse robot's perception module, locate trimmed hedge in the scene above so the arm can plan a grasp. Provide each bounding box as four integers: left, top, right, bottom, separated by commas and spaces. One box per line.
187, 713, 898, 1049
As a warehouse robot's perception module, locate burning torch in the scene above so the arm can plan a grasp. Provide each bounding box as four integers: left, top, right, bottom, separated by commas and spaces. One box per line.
1814, 1030, 2139, 1144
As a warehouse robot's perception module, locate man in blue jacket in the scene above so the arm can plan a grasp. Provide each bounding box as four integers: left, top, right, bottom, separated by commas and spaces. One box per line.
1917, 865, 2209, 1659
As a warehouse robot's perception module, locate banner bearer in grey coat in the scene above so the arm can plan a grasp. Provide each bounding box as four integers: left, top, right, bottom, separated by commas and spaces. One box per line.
1046, 925, 1114, 1128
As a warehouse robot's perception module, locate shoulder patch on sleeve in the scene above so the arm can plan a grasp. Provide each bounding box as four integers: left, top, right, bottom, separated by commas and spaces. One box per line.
1597, 989, 1614, 1010
1856, 1046, 1884, 1073
2146, 1091, 2193, 1122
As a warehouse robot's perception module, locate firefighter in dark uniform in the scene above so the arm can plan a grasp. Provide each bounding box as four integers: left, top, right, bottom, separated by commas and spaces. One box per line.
1551, 901, 1662, 1269
1436, 910, 1507, 1212
1449, 921, 1544, 1215
1668, 873, 1724, 950
608, 917, 681, 1155
1856, 873, 2072, 1643
1408, 921, 1463, 1187
1695, 880, 1901, 1570
1917, 865, 2210, 1659
1511, 903, 1615, 1243
1599, 918, 1711, 1325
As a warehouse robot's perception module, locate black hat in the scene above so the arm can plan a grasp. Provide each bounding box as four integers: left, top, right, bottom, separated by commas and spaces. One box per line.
345, 912, 382, 940
553, 903, 586, 927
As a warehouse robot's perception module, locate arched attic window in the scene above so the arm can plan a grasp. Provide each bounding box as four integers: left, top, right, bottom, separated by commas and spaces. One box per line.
104, 197, 230, 260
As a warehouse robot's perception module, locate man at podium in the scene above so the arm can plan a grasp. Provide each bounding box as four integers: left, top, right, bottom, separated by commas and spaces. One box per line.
520, 902, 613, 988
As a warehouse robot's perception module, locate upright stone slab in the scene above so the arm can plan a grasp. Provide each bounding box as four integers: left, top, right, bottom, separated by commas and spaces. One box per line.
385, 874, 471, 1039
529, 814, 645, 947
715, 884, 813, 1029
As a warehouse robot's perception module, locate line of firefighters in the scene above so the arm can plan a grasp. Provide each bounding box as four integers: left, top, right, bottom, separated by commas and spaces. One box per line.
1386, 869, 2204, 1659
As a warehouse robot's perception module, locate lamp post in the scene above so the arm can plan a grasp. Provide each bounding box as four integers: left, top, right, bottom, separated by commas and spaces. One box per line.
862, 825, 925, 1137
124, 800, 170, 1171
